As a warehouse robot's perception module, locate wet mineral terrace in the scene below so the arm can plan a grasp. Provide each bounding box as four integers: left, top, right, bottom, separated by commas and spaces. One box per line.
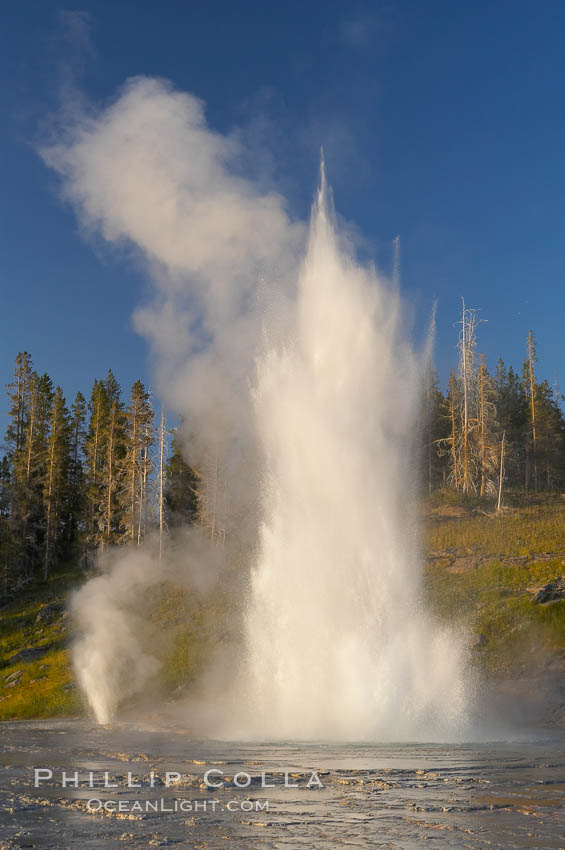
0, 721, 564, 848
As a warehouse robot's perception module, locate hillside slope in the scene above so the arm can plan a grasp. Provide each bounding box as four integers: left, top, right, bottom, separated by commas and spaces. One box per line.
425, 494, 565, 726
1, 497, 564, 723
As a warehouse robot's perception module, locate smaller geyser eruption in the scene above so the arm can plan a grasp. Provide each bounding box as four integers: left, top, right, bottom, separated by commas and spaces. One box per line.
71, 548, 161, 724
71, 530, 227, 724
46, 78, 470, 738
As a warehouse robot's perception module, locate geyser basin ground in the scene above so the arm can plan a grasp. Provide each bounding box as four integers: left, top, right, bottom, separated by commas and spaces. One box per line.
1, 720, 565, 849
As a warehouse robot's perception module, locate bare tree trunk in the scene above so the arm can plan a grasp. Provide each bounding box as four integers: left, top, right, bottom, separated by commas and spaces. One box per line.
90, 400, 101, 540
461, 299, 469, 493
425, 381, 432, 494
106, 405, 116, 542
26, 393, 36, 480
479, 365, 486, 497
16, 361, 23, 452
497, 430, 505, 513
458, 298, 481, 494
527, 330, 537, 491
44, 479, 53, 580
210, 448, 218, 542
392, 235, 400, 288
44, 421, 57, 580
196, 444, 225, 544
428, 423, 433, 493
449, 384, 459, 490
159, 407, 166, 563
130, 405, 138, 541
137, 443, 145, 545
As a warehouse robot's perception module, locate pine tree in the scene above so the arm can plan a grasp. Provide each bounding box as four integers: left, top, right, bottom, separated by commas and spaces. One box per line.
495, 361, 528, 488
164, 430, 198, 528
43, 387, 70, 579
2, 356, 170, 589
0, 457, 10, 520
18, 372, 53, 573
5, 352, 34, 456
85, 379, 110, 548
121, 380, 154, 543
523, 330, 538, 490
477, 355, 498, 496
534, 380, 565, 490
102, 396, 126, 546
422, 367, 449, 491
3, 353, 35, 585
67, 391, 87, 544
105, 369, 121, 405
0, 455, 13, 594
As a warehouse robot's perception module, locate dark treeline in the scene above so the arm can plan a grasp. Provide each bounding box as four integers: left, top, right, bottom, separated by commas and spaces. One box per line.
424, 305, 565, 499
0, 352, 197, 598
2, 309, 564, 597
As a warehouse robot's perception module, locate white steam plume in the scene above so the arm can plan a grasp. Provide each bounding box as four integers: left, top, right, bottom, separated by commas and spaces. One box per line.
43, 77, 304, 541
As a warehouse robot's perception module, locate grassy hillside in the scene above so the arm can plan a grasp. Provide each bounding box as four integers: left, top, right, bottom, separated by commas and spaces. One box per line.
425, 494, 565, 682
0, 563, 83, 720
0, 560, 228, 721
1, 495, 564, 721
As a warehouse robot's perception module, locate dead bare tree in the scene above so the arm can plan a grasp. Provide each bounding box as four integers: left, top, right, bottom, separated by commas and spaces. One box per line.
445, 369, 462, 490
458, 299, 478, 492
194, 444, 226, 545
158, 406, 167, 562
525, 330, 538, 491
497, 430, 506, 513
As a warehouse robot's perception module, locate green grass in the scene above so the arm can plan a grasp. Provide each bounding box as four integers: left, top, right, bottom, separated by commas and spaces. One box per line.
2, 497, 565, 717
425, 495, 565, 675
145, 583, 227, 695
0, 562, 84, 720
0, 561, 226, 720
427, 498, 565, 556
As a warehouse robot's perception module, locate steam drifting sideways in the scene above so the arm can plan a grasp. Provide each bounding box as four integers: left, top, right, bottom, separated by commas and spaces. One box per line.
43, 77, 471, 740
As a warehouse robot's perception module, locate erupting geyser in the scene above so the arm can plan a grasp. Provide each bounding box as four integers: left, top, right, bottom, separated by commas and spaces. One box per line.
45, 78, 470, 739
238, 167, 469, 740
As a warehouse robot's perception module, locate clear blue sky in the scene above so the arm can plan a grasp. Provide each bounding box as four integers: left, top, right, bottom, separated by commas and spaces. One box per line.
2, 0, 564, 411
